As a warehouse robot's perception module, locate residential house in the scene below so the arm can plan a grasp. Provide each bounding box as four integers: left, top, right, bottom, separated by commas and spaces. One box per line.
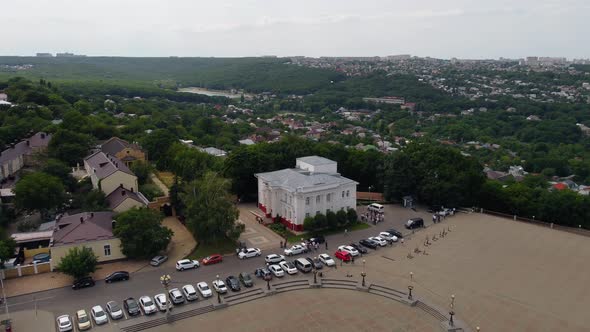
0, 132, 52, 182
84, 151, 138, 196
106, 185, 149, 213
50, 212, 124, 269
239, 138, 255, 145
0, 93, 7, 101
255, 156, 358, 231
100, 137, 146, 167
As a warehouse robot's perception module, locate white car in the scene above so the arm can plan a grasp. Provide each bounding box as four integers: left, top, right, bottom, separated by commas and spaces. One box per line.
379, 232, 399, 243
265, 254, 285, 264
56, 315, 73, 332
319, 253, 336, 267
106, 301, 123, 320
176, 259, 200, 271
91, 305, 108, 325
269, 264, 285, 277
182, 284, 199, 301
279, 261, 298, 274
238, 247, 262, 259
168, 288, 185, 304
139, 296, 158, 315
197, 281, 213, 298
338, 245, 360, 257
212, 279, 228, 293
154, 293, 171, 311
369, 236, 387, 247
284, 244, 307, 256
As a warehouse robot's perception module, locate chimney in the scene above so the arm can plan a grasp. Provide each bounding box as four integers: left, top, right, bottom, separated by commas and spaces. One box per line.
80, 217, 84, 223
90, 212, 94, 218
40, 133, 46, 139
121, 190, 126, 196
26, 140, 30, 146
111, 220, 116, 230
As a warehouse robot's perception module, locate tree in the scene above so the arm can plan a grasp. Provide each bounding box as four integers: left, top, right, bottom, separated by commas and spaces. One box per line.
130, 161, 153, 185
57, 247, 98, 279
303, 216, 316, 231
346, 209, 358, 225
181, 172, 243, 244
326, 211, 338, 229
336, 210, 348, 226
14, 172, 66, 217
314, 214, 327, 230
0, 229, 16, 264
113, 208, 173, 259
48, 129, 94, 166
141, 129, 177, 169
42, 158, 77, 190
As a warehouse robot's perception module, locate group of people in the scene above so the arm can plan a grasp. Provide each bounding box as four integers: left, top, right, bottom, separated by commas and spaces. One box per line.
361, 209, 385, 225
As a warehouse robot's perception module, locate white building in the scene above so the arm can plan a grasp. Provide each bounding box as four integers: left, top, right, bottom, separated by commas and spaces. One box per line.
255, 156, 358, 231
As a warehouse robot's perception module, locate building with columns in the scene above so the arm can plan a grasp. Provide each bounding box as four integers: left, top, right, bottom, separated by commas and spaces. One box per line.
255, 156, 358, 231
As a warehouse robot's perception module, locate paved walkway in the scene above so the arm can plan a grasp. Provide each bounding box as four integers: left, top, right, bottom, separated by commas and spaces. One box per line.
237, 203, 284, 251
160, 217, 197, 267
150, 173, 170, 196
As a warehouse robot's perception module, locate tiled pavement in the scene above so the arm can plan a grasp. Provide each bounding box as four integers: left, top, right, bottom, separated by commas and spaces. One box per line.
237, 203, 284, 251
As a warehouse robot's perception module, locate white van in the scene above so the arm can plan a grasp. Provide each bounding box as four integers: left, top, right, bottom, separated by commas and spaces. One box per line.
294, 258, 312, 273
368, 203, 384, 213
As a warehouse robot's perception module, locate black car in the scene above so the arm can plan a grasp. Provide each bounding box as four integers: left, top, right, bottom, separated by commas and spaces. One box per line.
305, 257, 323, 270
105, 271, 129, 283
226, 275, 241, 292
239, 272, 254, 287
124, 297, 141, 316
349, 243, 368, 254
254, 268, 272, 281
72, 276, 95, 290
359, 239, 379, 249
307, 235, 325, 244
385, 228, 403, 238
405, 217, 424, 229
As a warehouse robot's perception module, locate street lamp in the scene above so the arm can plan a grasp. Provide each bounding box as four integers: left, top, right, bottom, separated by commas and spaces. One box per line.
216, 275, 221, 304
159, 274, 171, 321
449, 311, 455, 327
451, 294, 455, 308
266, 278, 270, 290
407, 285, 413, 300
476, 327, 480, 332
410, 272, 413, 281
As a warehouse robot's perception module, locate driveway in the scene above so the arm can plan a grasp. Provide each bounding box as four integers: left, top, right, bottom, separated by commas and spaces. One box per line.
160, 216, 197, 267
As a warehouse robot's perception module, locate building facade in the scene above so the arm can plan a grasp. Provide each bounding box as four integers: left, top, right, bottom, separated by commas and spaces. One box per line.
255, 156, 358, 231
100, 137, 146, 167
84, 151, 138, 196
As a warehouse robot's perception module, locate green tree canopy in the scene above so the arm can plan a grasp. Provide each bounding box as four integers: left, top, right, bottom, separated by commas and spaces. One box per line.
48, 129, 94, 166
113, 208, 173, 259
14, 172, 66, 216
57, 247, 98, 280
181, 172, 243, 244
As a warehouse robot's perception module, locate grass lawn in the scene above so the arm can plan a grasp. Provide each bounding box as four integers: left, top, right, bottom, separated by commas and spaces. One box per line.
186, 238, 237, 260
156, 171, 175, 189
285, 222, 371, 245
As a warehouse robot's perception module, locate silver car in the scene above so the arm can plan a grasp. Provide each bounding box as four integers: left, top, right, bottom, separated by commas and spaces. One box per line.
150, 255, 168, 267
182, 284, 199, 301
106, 301, 123, 320
169, 288, 185, 304
91, 305, 108, 325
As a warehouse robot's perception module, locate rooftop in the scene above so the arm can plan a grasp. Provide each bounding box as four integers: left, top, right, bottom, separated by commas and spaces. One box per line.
100, 137, 142, 156
52, 211, 115, 246
255, 168, 357, 192
296, 156, 336, 166
106, 186, 149, 209
0, 132, 52, 165
84, 151, 134, 179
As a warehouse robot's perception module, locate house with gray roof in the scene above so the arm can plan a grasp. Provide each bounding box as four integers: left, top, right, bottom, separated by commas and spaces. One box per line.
255, 156, 358, 231
0, 132, 52, 183
100, 137, 146, 167
49, 211, 126, 268
83, 151, 138, 197
106, 185, 149, 213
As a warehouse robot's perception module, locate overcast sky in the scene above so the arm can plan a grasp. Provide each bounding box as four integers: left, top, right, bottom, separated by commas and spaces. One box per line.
2, 0, 588, 59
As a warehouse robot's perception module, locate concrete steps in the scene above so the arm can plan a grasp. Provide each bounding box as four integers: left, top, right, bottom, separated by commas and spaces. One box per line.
121, 304, 216, 332
224, 288, 266, 305
320, 278, 358, 290
273, 279, 311, 293
415, 300, 448, 322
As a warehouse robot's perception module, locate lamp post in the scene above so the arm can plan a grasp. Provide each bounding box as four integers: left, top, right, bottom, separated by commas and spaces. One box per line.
216, 275, 221, 304
407, 285, 413, 300
449, 311, 455, 327
361, 259, 366, 287
476, 327, 480, 332
410, 272, 413, 281
266, 278, 270, 290
450, 294, 455, 309
159, 274, 171, 321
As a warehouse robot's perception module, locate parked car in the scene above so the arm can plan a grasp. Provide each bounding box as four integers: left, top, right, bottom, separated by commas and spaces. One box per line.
349, 243, 368, 254
338, 245, 360, 257
378, 232, 398, 243
269, 264, 285, 277
265, 254, 285, 264
334, 250, 352, 262
438, 208, 452, 217
154, 293, 171, 311
279, 260, 298, 274
139, 296, 157, 315
239, 272, 254, 287
225, 275, 241, 292
305, 257, 324, 269
72, 276, 95, 290
294, 257, 313, 273
385, 228, 403, 238
284, 244, 307, 256
202, 254, 223, 265
359, 239, 379, 249
56, 315, 73, 332
319, 253, 335, 266
238, 248, 261, 259
197, 282, 213, 298
76, 309, 91, 331
150, 255, 168, 267
168, 288, 185, 304
405, 217, 424, 229
212, 279, 228, 293
182, 284, 199, 301
307, 235, 325, 244
368, 236, 387, 247
254, 267, 273, 280
124, 297, 141, 316
176, 259, 200, 271
106, 301, 123, 320
105, 271, 129, 283
91, 305, 108, 325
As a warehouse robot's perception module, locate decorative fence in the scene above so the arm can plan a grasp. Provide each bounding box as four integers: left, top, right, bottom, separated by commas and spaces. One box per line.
1, 260, 53, 280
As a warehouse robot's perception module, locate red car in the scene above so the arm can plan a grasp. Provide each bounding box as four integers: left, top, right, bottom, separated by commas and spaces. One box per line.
334, 250, 352, 262
202, 254, 223, 265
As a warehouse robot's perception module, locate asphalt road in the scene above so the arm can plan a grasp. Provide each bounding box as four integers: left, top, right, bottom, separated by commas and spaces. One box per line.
6, 205, 437, 327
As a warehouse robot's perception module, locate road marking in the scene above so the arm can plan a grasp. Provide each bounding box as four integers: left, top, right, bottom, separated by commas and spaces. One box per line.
7, 296, 55, 307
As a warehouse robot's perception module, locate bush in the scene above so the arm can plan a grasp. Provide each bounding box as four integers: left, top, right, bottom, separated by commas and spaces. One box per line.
336, 210, 348, 226
303, 216, 316, 231
17, 219, 38, 232
346, 209, 358, 225
140, 183, 164, 201
326, 211, 338, 229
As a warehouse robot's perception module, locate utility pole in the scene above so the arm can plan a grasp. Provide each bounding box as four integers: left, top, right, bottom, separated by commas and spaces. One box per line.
160, 275, 172, 321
